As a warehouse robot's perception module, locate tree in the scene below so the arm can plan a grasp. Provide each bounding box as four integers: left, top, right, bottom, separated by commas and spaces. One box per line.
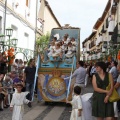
36, 32, 50, 54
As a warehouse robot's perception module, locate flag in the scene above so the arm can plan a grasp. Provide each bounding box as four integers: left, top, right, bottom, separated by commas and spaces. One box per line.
32, 55, 40, 101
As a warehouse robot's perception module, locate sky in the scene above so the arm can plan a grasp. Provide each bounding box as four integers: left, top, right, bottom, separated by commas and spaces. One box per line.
47, 0, 108, 48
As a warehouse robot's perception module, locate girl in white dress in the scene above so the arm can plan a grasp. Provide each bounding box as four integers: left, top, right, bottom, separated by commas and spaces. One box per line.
65, 42, 74, 58
63, 36, 69, 45
10, 83, 31, 120
52, 43, 62, 60
66, 86, 83, 120
47, 42, 55, 57
71, 38, 77, 46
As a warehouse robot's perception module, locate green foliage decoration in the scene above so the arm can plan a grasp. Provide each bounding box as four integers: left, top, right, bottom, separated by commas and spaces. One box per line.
36, 32, 50, 53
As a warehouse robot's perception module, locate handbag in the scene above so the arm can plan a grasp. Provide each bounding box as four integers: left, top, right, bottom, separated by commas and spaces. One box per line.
106, 73, 120, 102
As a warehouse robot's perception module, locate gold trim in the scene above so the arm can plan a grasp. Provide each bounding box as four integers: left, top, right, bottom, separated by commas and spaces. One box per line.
46, 77, 66, 97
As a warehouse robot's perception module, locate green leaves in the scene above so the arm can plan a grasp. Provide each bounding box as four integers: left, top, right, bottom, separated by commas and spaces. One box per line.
36, 32, 50, 53
36, 32, 50, 45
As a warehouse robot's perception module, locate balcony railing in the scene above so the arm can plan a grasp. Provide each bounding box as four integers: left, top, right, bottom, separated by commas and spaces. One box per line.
108, 18, 115, 35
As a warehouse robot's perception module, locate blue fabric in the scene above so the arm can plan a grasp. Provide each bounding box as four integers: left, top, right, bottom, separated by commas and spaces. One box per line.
13, 78, 22, 84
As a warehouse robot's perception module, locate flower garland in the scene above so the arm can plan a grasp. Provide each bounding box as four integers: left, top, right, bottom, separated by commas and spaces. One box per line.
4, 48, 15, 65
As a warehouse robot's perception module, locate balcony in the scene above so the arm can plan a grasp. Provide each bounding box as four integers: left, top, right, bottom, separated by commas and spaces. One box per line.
96, 38, 99, 46
91, 54, 96, 60
103, 41, 108, 48
96, 34, 103, 46
101, 25, 106, 33
89, 41, 95, 49
108, 16, 115, 35
102, 46, 106, 53
83, 48, 87, 54
97, 52, 102, 59
88, 55, 91, 60
111, 24, 118, 44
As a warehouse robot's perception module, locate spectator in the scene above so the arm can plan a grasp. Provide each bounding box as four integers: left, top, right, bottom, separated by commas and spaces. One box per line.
11, 59, 19, 73
90, 63, 96, 77
23, 59, 36, 100
24, 61, 27, 67
88, 63, 93, 79
0, 53, 7, 73
92, 62, 114, 119
109, 61, 118, 84
64, 61, 86, 94
18, 59, 24, 74
2, 76, 13, 94
106, 62, 111, 72
0, 72, 9, 108
0, 72, 5, 111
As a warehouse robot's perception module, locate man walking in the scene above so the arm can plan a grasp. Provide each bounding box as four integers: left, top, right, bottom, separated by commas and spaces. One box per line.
23, 59, 36, 101
72, 61, 86, 88
65, 61, 86, 94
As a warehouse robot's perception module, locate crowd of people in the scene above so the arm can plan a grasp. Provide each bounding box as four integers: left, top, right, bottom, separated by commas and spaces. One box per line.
0, 52, 36, 116
45, 33, 77, 61
65, 60, 120, 120
1, 47, 120, 120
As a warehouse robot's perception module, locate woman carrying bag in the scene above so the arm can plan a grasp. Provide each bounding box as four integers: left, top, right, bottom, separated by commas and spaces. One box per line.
92, 62, 114, 120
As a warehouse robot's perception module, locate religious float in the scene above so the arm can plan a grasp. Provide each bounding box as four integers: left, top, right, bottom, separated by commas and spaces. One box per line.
37, 25, 80, 102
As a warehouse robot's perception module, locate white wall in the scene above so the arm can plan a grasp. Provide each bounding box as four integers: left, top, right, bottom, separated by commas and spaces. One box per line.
0, 0, 37, 59
7, 0, 37, 27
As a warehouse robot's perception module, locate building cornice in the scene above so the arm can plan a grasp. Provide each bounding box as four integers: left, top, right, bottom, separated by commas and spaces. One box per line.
93, 0, 111, 30
0, 1, 43, 35
82, 31, 96, 45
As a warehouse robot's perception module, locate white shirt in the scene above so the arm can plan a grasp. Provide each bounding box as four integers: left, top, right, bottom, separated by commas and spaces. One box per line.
109, 66, 118, 81
11, 62, 18, 72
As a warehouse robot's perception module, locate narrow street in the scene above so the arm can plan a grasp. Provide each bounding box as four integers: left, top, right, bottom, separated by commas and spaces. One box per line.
0, 82, 94, 120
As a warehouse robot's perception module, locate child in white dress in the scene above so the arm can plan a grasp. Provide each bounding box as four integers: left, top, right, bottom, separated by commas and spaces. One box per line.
71, 37, 77, 46
52, 43, 62, 60
71, 38, 77, 52
47, 42, 55, 57
10, 83, 31, 120
66, 86, 83, 120
63, 36, 69, 45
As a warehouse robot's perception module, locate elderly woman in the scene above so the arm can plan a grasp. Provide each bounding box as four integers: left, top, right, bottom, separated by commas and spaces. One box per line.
92, 62, 114, 120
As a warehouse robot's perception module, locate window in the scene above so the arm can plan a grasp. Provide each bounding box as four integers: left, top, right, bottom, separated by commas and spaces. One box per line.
11, 25, 18, 38
24, 33, 29, 49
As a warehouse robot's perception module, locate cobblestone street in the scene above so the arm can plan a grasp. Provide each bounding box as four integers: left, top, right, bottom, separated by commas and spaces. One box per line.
0, 82, 94, 120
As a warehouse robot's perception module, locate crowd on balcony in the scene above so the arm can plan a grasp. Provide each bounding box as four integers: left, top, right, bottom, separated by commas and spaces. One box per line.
45, 33, 77, 61
0, 52, 36, 111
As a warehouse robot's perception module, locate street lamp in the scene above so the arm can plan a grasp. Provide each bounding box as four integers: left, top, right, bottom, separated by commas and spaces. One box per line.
6, 28, 13, 37
0, 28, 18, 72
11, 38, 18, 47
